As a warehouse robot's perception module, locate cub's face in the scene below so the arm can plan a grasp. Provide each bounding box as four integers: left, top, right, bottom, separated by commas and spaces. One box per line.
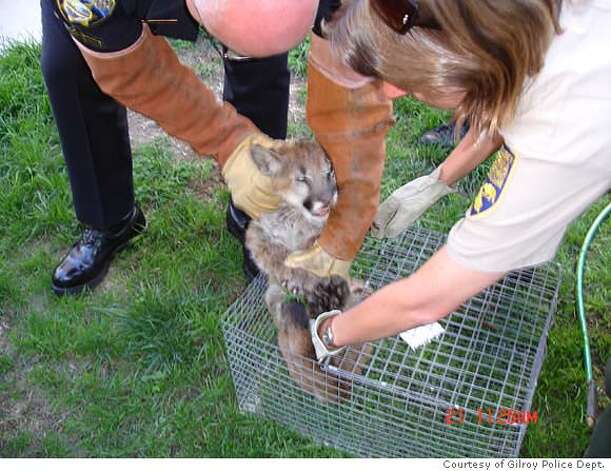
250, 140, 338, 223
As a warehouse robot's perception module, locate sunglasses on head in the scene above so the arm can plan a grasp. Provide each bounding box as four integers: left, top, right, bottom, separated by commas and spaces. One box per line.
369, 0, 441, 34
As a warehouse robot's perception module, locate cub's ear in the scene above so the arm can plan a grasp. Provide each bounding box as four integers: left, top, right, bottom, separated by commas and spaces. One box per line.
250, 144, 284, 176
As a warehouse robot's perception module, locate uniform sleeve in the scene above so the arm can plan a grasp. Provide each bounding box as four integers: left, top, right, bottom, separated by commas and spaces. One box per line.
447, 147, 611, 273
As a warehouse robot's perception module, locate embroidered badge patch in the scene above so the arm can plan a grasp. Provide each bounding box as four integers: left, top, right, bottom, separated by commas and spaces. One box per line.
57, 0, 116, 27
470, 149, 516, 216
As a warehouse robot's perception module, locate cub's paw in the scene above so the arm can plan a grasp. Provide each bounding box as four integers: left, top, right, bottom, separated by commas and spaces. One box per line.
307, 275, 351, 316
281, 278, 306, 297
280, 268, 320, 297
349, 278, 370, 300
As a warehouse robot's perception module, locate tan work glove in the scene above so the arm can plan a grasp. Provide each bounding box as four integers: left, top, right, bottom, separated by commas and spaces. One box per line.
284, 241, 352, 280
372, 167, 457, 238
221, 133, 286, 219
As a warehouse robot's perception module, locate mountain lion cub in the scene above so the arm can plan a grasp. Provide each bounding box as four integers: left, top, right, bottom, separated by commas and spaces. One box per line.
245, 139, 370, 403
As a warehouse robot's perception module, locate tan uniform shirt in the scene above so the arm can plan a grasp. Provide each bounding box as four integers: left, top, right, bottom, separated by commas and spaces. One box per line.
447, 0, 611, 272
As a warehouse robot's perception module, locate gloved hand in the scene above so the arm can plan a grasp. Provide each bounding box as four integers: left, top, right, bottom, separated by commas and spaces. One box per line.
310, 309, 345, 363
221, 133, 285, 220
372, 167, 457, 238
284, 241, 352, 281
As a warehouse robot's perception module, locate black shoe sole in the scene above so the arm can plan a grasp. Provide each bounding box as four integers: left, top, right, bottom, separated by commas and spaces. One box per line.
418, 122, 470, 148
52, 219, 147, 296
226, 204, 247, 243
242, 246, 261, 283
226, 203, 261, 282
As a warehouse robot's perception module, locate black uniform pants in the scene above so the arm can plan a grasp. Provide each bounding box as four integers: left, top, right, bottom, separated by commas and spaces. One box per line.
40, 0, 290, 229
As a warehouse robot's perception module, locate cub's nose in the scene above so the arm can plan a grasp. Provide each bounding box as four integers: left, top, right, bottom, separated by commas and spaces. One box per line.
310, 201, 330, 217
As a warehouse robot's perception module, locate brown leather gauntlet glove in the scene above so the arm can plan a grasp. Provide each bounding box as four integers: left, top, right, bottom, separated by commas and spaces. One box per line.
285, 35, 394, 276
74, 24, 256, 167
73, 24, 287, 218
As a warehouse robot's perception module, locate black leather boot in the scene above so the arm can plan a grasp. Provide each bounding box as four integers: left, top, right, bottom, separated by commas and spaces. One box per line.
226, 200, 260, 282
419, 121, 470, 148
52, 205, 146, 295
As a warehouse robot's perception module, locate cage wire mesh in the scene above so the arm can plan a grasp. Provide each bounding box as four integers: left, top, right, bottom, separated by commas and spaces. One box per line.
222, 225, 562, 457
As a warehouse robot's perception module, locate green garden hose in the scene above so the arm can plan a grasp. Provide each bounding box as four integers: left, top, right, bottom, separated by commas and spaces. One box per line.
576, 201, 610, 427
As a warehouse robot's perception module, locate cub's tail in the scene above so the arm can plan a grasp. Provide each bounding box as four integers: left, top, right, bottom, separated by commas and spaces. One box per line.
276, 301, 371, 404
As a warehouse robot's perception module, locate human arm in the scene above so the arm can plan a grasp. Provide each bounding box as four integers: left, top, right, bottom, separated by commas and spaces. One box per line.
318, 138, 611, 353
438, 128, 503, 185
315, 245, 504, 348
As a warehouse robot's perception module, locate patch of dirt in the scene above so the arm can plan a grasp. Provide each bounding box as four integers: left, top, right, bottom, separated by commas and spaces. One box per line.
127, 38, 222, 201
0, 315, 13, 351
127, 38, 222, 200
187, 171, 224, 201
0, 383, 73, 455
288, 81, 307, 133
0, 316, 78, 456
127, 37, 225, 159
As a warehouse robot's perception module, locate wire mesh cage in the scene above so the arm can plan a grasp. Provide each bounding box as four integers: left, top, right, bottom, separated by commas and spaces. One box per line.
221, 225, 562, 457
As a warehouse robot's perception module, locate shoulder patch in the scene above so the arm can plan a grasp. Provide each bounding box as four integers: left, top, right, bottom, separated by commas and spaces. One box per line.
56, 0, 116, 27
470, 148, 516, 217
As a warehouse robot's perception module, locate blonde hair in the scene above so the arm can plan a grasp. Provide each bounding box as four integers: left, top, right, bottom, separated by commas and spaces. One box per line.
327, 0, 562, 135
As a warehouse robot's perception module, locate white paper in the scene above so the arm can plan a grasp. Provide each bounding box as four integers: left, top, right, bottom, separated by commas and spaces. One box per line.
399, 322, 445, 350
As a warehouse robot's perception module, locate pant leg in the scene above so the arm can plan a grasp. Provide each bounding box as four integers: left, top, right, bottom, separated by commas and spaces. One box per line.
40, 0, 134, 229
222, 52, 290, 140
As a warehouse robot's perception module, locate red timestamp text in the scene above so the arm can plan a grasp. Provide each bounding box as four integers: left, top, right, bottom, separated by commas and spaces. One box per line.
444, 407, 539, 426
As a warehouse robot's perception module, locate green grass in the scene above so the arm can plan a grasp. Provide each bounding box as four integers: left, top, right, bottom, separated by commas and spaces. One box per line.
0, 40, 609, 458
288, 37, 311, 77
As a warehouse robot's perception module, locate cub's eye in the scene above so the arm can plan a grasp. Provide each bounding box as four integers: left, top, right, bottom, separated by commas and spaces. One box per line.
326, 170, 335, 178
296, 175, 308, 183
